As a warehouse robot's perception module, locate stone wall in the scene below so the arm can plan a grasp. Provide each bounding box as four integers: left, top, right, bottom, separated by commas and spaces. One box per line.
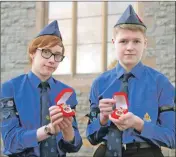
142, 2, 175, 85
1, 2, 36, 83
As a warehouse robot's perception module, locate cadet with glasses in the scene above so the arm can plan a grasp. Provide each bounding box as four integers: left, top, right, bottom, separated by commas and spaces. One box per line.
0, 20, 82, 157
37, 48, 65, 62
86, 5, 175, 157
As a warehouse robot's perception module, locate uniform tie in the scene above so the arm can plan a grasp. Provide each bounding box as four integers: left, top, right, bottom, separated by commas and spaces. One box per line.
38, 82, 58, 157
120, 73, 133, 94
39, 82, 50, 126
105, 73, 133, 157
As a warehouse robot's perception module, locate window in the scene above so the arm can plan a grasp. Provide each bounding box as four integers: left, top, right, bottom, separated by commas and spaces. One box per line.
49, 2, 72, 74
48, 2, 137, 75
77, 2, 102, 73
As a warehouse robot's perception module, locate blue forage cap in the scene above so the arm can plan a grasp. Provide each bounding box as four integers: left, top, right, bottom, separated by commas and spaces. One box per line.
114, 5, 146, 29
36, 20, 62, 40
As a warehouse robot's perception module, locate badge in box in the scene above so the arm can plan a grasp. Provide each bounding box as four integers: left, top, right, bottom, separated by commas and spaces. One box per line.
111, 92, 128, 119
55, 88, 75, 117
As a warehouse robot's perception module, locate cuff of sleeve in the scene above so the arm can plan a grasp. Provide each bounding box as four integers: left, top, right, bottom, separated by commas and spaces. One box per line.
22, 129, 39, 148
100, 117, 111, 127
95, 126, 109, 141
61, 136, 75, 145
139, 122, 154, 138
59, 130, 82, 153
87, 116, 110, 136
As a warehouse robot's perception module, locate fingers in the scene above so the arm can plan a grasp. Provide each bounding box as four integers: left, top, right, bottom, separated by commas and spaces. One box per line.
58, 117, 73, 130
58, 121, 68, 130
99, 98, 116, 104
109, 112, 135, 130
50, 111, 63, 123
49, 106, 62, 116
49, 106, 63, 126
54, 124, 61, 134
64, 117, 73, 124
52, 117, 73, 131
99, 99, 116, 116
116, 124, 126, 131
49, 105, 59, 112
99, 106, 113, 112
109, 116, 125, 131
109, 114, 129, 131
99, 104, 113, 109
110, 114, 129, 124
109, 114, 121, 124
118, 112, 132, 121
52, 117, 63, 126
49, 106, 73, 130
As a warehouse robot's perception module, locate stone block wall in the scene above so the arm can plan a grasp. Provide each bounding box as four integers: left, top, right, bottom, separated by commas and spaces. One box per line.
1, 2, 36, 83
142, 2, 175, 85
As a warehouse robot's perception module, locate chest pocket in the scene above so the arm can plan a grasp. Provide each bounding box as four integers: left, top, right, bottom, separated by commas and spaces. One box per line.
131, 87, 159, 124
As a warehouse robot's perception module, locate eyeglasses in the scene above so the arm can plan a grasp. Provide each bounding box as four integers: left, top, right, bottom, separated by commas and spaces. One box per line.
37, 48, 65, 62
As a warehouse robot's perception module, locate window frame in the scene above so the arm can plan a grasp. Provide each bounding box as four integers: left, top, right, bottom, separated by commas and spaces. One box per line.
36, 2, 156, 89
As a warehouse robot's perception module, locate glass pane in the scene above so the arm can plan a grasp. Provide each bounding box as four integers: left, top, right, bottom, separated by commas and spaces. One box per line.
78, 2, 101, 17
77, 17, 102, 44
49, 2, 72, 19
107, 14, 120, 42
107, 43, 117, 70
77, 1, 102, 74
76, 44, 101, 73
108, 2, 136, 15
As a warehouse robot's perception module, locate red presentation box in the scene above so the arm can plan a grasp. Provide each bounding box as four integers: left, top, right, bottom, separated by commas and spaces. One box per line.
111, 92, 129, 119
55, 88, 75, 117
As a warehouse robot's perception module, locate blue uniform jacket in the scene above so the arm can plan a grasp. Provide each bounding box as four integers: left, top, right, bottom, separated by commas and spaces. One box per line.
0, 71, 82, 157
86, 62, 175, 149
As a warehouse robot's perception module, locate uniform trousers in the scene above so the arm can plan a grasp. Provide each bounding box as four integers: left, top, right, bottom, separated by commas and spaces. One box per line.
123, 147, 164, 157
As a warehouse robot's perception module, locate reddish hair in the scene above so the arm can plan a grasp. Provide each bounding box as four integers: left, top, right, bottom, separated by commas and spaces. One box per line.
27, 35, 65, 64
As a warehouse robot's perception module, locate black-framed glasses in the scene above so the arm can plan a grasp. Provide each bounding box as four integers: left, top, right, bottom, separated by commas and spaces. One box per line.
37, 48, 65, 62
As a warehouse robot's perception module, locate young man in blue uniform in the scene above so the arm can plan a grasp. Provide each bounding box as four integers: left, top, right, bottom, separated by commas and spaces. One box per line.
86, 5, 175, 157
0, 20, 82, 157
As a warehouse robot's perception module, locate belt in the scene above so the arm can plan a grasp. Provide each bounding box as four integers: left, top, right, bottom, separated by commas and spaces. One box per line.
123, 142, 160, 150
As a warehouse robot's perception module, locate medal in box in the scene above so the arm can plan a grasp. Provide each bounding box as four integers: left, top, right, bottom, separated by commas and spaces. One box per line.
55, 88, 75, 117
111, 92, 128, 119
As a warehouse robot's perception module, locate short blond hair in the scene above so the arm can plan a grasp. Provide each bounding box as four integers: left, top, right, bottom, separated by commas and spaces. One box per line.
113, 24, 147, 39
